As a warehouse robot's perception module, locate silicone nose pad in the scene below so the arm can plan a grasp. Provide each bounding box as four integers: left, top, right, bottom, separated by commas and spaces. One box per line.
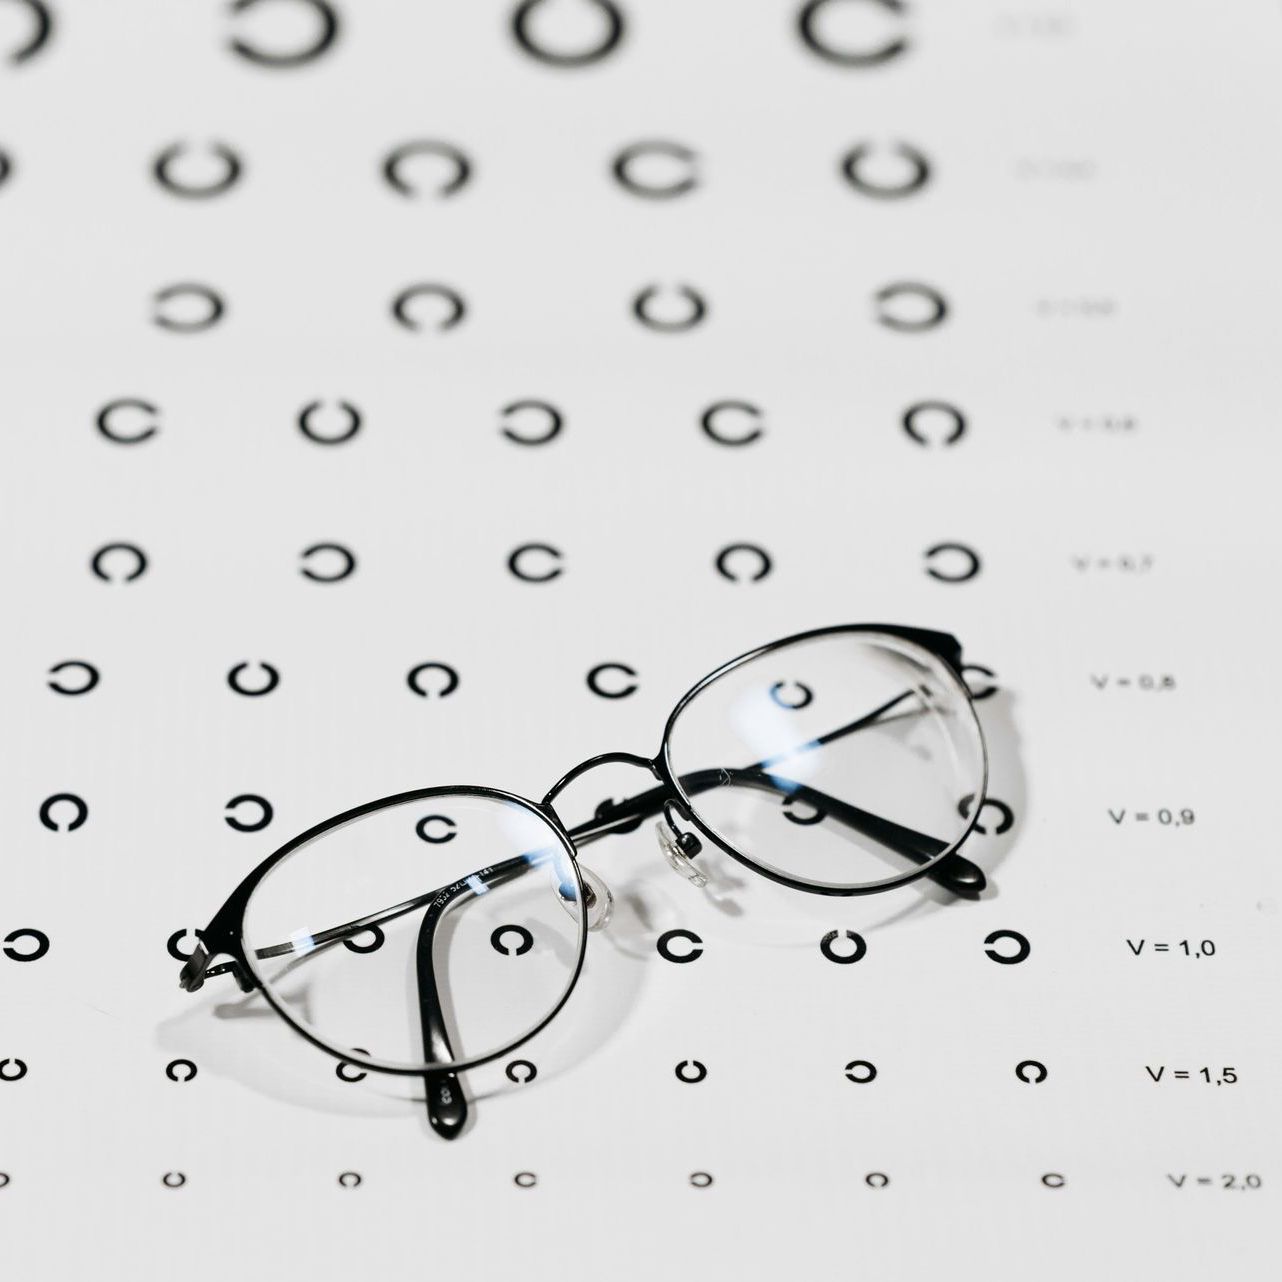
656, 817, 708, 888
581, 865, 614, 931
558, 865, 614, 931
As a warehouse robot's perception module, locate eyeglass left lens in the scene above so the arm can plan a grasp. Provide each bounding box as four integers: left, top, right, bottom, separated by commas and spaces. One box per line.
240, 790, 587, 1073
663, 629, 987, 893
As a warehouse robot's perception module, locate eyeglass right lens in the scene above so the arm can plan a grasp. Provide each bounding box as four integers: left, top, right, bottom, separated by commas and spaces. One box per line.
240, 790, 587, 1073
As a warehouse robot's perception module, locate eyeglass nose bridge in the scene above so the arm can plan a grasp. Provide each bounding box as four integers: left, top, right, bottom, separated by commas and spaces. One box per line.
541, 749, 662, 816
543, 749, 700, 898
541, 750, 668, 849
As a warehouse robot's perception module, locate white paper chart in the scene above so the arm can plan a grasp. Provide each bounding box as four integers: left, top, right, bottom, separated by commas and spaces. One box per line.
2, 1, 1280, 1277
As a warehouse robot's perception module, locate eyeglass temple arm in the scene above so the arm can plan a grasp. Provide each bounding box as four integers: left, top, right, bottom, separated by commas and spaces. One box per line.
416, 895, 467, 1140
178, 861, 534, 989
413, 857, 591, 1140
183, 890, 457, 988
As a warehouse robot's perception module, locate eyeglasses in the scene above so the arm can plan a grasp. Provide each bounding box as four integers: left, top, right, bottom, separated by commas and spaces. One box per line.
179, 623, 989, 1138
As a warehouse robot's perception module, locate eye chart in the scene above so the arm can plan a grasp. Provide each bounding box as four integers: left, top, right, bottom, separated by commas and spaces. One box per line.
2, 1, 1280, 1277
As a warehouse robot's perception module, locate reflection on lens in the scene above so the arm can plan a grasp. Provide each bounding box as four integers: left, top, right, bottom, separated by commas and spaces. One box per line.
664, 631, 987, 891
241, 790, 586, 1072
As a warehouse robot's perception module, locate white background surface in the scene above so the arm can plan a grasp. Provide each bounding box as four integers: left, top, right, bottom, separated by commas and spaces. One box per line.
1, 0, 1280, 1276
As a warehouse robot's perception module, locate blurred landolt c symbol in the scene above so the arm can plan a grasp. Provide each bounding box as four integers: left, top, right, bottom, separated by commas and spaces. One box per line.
382, 141, 472, 197
876, 281, 948, 332
391, 284, 466, 332
406, 664, 459, 698
797, 0, 909, 67
924, 543, 981, 583
39, 794, 87, 832
501, 400, 563, 445
715, 544, 772, 582
612, 141, 699, 198
299, 543, 357, 582
227, 0, 339, 67
903, 402, 966, 447
701, 401, 763, 446
227, 662, 280, 696
152, 141, 243, 198
3, 0, 53, 64
841, 141, 930, 198
508, 543, 564, 582
152, 284, 225, 333
633, 284, 707, 332
510, 0, 625, 67
298, 400, 362, 444
48, 661, 99, 695
96, 399, 160, 443
91, 543, 147, 582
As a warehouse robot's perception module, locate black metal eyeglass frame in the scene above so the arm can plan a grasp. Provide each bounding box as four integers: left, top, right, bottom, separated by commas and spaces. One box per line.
178, 623, 989, 1138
